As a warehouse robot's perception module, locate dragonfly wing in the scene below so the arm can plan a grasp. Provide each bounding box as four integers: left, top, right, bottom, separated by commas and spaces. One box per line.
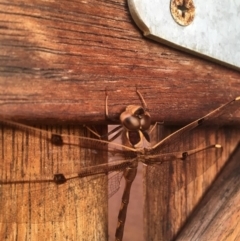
144, 96, 240, 191
0, 122, 135, 223
0, 158, 134, 223
108, 171, 124, 198
151, 96, 240, 154
0, 119, 136, 154
145, 143, 223, 194
143, 128, 239, 241
0, 174, 107, 223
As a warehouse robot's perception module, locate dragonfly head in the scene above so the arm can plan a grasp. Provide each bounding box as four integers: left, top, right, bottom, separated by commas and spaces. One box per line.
120, 105, 151, 131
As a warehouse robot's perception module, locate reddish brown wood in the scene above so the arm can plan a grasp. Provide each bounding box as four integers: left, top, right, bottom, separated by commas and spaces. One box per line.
0, 1, 240, 125
0, 2, 240, 241
144, 126, 240, 241
0, 124, 108, 241
175, 141, 240, 241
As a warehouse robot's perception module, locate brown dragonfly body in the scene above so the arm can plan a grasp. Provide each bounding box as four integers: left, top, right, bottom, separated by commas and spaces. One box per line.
0, 90, 240, 241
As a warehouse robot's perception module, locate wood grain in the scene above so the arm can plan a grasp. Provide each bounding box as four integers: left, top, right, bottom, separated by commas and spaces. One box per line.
0, 1, 240, 241
144, 126, 240, 241
0, 0, 240, 125
175, 141, 240, 241
0, 124, 108, 241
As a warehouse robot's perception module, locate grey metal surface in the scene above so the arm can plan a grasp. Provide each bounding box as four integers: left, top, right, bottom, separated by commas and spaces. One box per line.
128, 0, 240, 70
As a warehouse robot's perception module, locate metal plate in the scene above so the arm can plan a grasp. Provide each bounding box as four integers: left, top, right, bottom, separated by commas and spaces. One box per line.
128, 0, 240, 70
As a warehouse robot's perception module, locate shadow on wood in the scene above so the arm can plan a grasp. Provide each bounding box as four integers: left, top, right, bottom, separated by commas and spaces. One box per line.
176, 141, 240, 241
144, 126, 240, 241
0, 124, 108, 241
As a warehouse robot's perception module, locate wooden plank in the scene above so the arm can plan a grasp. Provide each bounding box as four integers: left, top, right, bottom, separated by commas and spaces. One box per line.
144, 125, 240, 241
0, 1, 240, 124
1, 1, 240, 241
175, 141, 240, 241
0, 124, 108, 241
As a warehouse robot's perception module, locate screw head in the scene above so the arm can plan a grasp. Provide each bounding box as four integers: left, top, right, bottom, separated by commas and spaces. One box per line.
170, 0, 195, 26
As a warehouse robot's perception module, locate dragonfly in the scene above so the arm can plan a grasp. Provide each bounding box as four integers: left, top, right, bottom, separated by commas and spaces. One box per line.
0, 89, 240, 241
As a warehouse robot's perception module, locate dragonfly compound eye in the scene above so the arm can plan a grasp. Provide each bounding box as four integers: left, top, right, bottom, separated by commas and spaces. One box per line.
139, 112, 151, 130
122, 115, 140, 130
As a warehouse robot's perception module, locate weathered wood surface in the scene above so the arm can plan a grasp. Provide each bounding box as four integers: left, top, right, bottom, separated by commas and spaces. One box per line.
175, 141, 240, 241
0, 124, 108, 241
1, 1, 240, 241
0, 0, 240, 125
144, 126, 240, 241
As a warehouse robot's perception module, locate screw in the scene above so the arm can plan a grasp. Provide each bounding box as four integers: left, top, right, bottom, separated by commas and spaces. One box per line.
170, 0, 195, 26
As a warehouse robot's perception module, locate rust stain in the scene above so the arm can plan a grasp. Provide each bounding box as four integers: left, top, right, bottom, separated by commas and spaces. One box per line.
170, 0, 195, 26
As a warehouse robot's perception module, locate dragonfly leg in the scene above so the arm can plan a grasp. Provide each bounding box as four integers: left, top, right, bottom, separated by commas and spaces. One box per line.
83, 125, 102, 138
84, 124, 123, 141
149, 121, 164, 135
105, 88, 119, 122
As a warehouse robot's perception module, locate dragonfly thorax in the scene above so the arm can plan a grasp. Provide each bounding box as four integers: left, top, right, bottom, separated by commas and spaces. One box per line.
123, 129, 151, 150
